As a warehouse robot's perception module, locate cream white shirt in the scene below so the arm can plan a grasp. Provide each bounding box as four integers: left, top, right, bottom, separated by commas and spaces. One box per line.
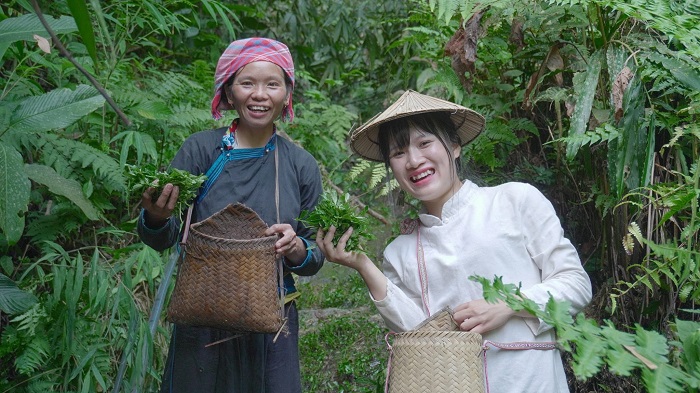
374, 180, 592, 393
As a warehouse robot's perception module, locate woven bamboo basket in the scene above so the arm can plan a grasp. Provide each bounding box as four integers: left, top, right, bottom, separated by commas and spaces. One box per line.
386, 308, 484, 393
413, 306, 460, 332
167, 203, 284, 333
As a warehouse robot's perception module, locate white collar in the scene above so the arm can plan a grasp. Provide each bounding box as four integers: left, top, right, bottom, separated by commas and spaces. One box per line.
418, 180, 477, 227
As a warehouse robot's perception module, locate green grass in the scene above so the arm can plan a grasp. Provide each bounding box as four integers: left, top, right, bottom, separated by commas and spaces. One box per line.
297, 266, 389, 393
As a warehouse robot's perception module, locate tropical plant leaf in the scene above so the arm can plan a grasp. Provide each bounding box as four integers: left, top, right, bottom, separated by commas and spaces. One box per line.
0, 13, 77, 59
18, 133, 126, 194
4, 84, 105, 135
66, 0, 97, 62
0, 142, 31, 245
110, 130, 158, 168
0, 272, 38, 315
566, 50, 603, 159
24, 163, 100, 221
609, 73, 647, 198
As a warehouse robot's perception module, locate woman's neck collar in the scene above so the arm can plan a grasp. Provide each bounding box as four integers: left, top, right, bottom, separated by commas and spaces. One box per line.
232, 121, 275, 148
422, 180, 463, 219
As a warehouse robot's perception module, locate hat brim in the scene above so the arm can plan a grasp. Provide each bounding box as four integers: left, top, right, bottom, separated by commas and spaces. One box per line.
349, 90, 485, 162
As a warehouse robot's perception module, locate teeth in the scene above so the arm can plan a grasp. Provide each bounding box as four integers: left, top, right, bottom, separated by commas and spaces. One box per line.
249, 106, 269, 111
411, 169, 434, 181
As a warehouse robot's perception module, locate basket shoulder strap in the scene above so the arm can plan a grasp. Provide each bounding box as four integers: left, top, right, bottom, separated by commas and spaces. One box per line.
180, 204, 195, 246
416, 227, 431, 316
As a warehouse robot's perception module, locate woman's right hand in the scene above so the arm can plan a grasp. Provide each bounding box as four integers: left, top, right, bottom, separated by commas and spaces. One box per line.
316, 226, 370, 271
317, 225, 388, 301
141, 183, 179, 228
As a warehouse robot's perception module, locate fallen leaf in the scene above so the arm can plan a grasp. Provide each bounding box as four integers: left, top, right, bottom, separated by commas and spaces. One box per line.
34, 34, 51, 54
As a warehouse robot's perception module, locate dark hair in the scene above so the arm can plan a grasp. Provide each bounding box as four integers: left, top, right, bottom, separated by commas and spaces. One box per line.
377, 112, 462, 173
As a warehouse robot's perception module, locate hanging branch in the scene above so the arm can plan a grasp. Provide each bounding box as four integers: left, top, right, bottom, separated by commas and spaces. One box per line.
30, 0, 131, 126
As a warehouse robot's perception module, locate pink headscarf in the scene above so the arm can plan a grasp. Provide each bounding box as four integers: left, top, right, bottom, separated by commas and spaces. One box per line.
211, 37, 295, 122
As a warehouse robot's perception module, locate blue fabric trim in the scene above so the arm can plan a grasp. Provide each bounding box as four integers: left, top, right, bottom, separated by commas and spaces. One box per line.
196, 151, 229, 203
283, 237, 312, 271
196, 135, 277, 204
139, 208, 170, 233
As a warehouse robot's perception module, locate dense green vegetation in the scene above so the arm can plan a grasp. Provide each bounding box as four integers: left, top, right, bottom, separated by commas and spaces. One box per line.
1, 0, 698, 392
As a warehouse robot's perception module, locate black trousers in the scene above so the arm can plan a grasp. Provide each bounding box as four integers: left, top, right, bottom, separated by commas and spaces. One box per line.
160, 302, 301, 393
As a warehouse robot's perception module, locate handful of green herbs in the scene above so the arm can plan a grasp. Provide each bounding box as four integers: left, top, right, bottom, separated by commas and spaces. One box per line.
299, 190, 374, 252
125, 164, 207, 217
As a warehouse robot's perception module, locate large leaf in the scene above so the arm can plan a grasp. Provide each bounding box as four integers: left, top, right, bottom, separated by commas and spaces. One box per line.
0, 272, 37, 315
24, 163, 100, 221
67, 0, 97, 62
566, 50, 603, 159
0, 142, 31, 246
0, 13, 77, 60
648, 53, 700, 92
3, 84, 105, 135
609, 74, 646, 198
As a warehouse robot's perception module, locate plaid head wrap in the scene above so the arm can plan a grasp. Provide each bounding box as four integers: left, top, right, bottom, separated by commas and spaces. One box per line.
211, 37, 295, 121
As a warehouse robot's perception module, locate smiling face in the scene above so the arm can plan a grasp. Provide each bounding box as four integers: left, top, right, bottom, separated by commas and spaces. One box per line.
225, 61, 290, 134
382, 116, 462, 217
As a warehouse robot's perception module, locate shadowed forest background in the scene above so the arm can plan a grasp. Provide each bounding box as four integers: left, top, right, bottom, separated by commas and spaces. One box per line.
1, 0, 699, 392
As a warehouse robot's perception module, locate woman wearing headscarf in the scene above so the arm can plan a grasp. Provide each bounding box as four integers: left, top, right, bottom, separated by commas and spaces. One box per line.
317, 90, 592, 392
137, 37, 324, 393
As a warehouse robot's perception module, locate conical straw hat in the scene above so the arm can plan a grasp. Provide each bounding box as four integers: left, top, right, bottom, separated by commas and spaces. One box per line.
350, 90, 485, 162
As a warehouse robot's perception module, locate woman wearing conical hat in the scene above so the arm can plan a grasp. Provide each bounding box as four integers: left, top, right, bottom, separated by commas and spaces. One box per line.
318, 90, 592, 393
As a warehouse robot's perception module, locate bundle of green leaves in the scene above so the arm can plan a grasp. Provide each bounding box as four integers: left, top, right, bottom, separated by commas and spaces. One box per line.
299, 190, 374, 252
125, 165, 207, 217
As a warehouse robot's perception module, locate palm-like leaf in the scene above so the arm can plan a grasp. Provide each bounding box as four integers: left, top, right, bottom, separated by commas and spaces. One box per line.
0, 142, 31, 245
24, 163, 100, 221
0, 13, 77, 60
0, 273, 37, 315
3, 84, 105, 135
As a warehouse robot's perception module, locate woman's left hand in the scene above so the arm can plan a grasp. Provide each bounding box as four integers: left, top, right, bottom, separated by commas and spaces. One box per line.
452, 299, 515, 334
265, 224, 307, 265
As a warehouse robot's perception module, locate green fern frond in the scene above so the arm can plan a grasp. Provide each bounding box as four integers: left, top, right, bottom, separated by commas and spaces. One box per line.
418, 67, 465, 103
379, 178, 399, 196
663, 123, 700, 150
27, 380, 59, 393
369, 164, 388, 189
545, 0, 587, 7
25, 202, 86, 243
168, 103, 212, 129
679, 284, 692, 302
10, 303, 46, 336
15, 335, 50, 375
628, 222, 643, 245
0, 325, 21, 358
25, 134, 125, 193
151, 71, 204, 102
556, 124, 621, 150
113, 88, 149, 107
348, 159, 372, 180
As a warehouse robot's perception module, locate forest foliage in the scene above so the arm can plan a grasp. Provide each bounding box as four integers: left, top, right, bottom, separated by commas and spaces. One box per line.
0, 0, 698, 391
